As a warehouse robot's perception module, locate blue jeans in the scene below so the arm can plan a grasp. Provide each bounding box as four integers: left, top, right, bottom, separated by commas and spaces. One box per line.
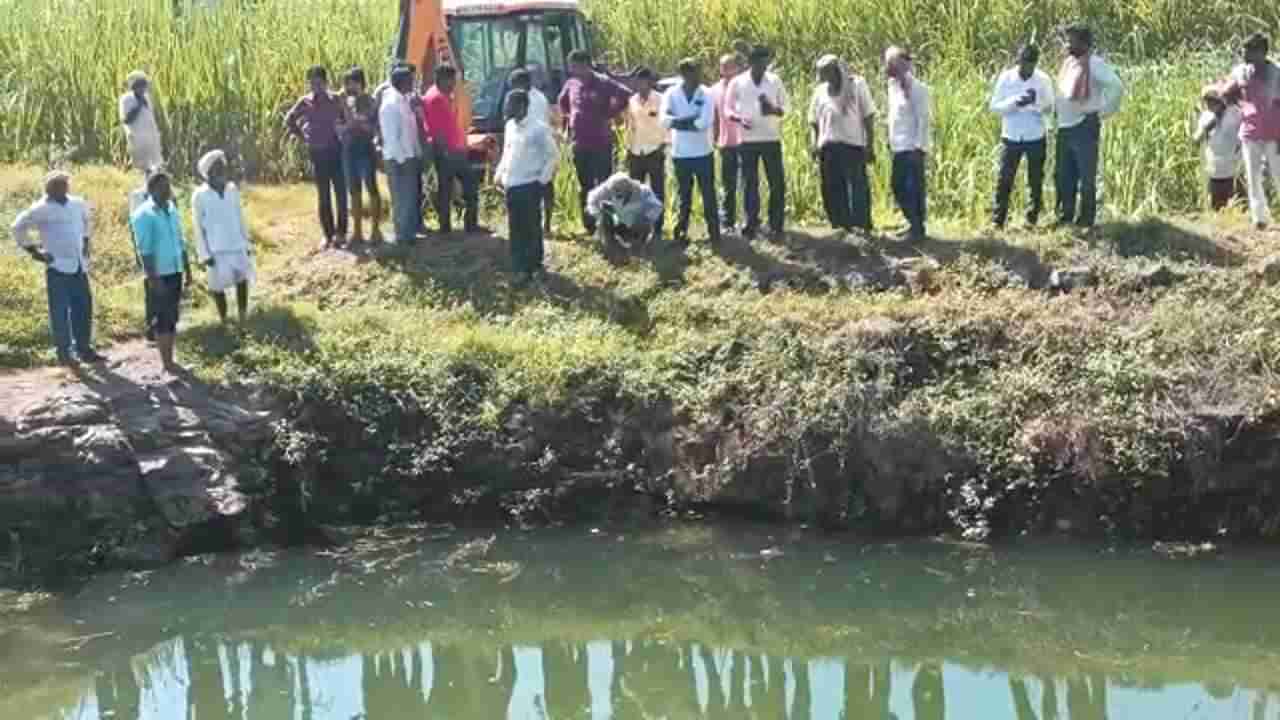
46, 268, 93, 359
891, 150, 928, 234
387, 157, 422, 243
1055, 114, 1101, 227
342, 141, 377, 190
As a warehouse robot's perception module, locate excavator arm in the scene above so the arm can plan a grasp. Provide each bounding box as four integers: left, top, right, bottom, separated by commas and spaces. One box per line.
395, 0, 474, 138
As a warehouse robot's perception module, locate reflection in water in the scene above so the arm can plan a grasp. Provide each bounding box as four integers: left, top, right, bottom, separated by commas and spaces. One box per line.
55, 636, 1280, 720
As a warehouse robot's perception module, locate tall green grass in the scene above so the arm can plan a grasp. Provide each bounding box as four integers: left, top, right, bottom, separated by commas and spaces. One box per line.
1, 0, 1275, 221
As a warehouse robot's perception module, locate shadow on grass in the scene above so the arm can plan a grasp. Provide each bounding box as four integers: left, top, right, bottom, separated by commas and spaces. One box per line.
183, 304, 320, 362
1093, 218, 1244, 266
370, 232, 655, 334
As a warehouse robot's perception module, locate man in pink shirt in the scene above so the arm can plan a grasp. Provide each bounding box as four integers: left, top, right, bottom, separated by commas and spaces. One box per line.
423, 64, 481, 234
707, 53, 744, 233
1226, 33, 1280, 230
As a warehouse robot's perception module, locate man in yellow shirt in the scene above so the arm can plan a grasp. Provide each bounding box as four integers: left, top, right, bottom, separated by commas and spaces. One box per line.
624, 68, 667, 243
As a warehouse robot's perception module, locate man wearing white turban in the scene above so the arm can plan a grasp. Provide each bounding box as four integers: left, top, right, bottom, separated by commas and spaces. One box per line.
119, 71, 164, 172
11, 171, 106, 365
193, 150, 255, 325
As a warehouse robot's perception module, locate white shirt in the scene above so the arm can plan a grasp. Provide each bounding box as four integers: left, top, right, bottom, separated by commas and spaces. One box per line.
1197, 107, 1243, 179
527, 88, 550, 126
11, 196, 92, 275
192, 183, 251, 261
495, 117, 559, 188
586, 173, 663, 227
727, 71, 788, 144
808, 76, 877, 148
625, 91, 667, 155
119, 92, 161, 147
988, 67, 1055, 142
661, 84, 714, 158
379, 88, 422, 163
887, 78, 931, 153
1055, 55, 1124, 129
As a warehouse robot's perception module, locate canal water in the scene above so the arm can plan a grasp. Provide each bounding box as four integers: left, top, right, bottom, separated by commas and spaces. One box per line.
4, 524, 1280, 718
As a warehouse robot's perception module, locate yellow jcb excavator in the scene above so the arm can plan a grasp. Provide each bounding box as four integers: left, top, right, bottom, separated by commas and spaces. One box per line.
394, 0, 596, 177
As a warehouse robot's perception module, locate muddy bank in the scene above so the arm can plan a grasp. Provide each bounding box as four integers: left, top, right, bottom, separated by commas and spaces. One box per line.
2, 338, 1280, 584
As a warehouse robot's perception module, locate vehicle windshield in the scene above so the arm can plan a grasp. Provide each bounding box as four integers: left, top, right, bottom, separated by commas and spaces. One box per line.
449, 11, 587, 131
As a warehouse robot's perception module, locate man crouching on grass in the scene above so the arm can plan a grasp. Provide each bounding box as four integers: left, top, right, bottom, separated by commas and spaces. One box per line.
131, 167, 191, 374
585, 173, 664, 249
193, 150, 255, 325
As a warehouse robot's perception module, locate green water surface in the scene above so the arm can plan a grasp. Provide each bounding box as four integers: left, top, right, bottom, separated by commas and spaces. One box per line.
4, 524, 1280, 719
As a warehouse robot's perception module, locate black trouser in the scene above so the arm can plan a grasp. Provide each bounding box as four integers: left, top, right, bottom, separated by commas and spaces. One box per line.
891, 150, 928, 234
740, 141, 786, 234
673, 154, 719, 243
574, 147, 614, 232
309, 145, 348, 239
627, 149, 666, 235
992, 137, 1047, 227
719, 146, 741, 229
819, 143, 872, 232
148, 272, 184, 335
506, 182, 544, 274
434, 150, 479, 232
1055, 114, 1102, 227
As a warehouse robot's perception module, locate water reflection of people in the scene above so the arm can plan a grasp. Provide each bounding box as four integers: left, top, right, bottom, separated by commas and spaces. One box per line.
912, 661, 946, 720
1067, 673, 1109, 720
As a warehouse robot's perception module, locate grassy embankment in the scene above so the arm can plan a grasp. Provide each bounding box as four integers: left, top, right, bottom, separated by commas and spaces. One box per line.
2, 0, 1280, 536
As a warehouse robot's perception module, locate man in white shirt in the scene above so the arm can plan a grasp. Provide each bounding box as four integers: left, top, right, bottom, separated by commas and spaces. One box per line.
885, 47, 932, 240
661, 58, 719, 247
625, 68, 668, 242
379, 65, 424, 245
809, 54, 878, 233
193, 150, 255, 325
11, 171, 104, 365
586, 173, 664, 247
707, 53, 745, 234
119, 71, 164, 172
1054, 23, 1125, 230
495, 90, 559, 284
1193, 85, 1244, 211
507, 68, 556, 235
989, 44, 1055, 229
727, 46, 788, 240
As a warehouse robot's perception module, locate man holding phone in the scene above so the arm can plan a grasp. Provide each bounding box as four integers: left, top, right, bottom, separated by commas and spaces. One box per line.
988, 44, 1054, 229
727, 45, 788, 240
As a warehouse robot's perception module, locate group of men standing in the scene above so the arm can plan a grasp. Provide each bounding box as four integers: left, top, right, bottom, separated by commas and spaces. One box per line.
544, 24, 1127, 251
11, 71, 255, 372
14, 25, 1280, 369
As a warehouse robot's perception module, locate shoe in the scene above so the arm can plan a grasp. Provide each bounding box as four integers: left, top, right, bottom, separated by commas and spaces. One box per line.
318, 237, 333, 251
56, 355, 78, 368
78, 350, 107, 364
1256, 222, 1269, 232
741, 226, 759, 241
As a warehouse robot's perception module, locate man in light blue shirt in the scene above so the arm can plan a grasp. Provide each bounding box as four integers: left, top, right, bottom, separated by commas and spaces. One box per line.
661, 58, 719, 246
130, 168, 190, 373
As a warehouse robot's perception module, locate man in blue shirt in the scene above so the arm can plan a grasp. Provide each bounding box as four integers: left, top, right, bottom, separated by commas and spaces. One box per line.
130, 168, 190, 373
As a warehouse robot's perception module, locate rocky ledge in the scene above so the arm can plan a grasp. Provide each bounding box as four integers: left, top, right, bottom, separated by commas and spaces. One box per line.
0, 342, 277, 578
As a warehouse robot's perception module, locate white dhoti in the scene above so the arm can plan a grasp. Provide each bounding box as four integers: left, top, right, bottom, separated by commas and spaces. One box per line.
207, 249, 255, 292
128, 139, 164, 171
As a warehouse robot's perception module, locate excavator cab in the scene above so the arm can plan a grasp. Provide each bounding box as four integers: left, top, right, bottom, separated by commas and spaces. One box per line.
395, 0, 593, 176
